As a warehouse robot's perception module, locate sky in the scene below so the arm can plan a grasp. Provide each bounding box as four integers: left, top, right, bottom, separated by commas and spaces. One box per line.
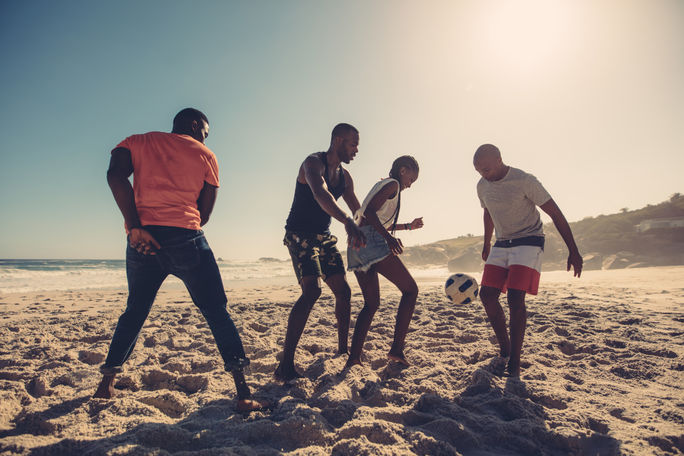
1, 0, 682, 260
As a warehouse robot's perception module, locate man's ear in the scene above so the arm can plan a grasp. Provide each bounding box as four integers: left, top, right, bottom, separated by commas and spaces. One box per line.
191, 120, 199, 132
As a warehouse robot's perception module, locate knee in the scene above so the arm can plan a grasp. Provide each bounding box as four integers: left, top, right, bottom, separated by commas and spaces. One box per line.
507, 290, 526, 310
301, 283, 322, 303
334, 283, 352, 303
402, 281, 419, 301
362, 299, 380, 315
479, 286, 500, 305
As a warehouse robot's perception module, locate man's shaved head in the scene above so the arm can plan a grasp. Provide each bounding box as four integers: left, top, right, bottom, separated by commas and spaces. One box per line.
473, 144, 501, 164
473, 144, 508, 182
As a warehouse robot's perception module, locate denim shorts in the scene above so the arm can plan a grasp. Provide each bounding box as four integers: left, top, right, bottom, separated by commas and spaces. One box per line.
347, 225, 391, 272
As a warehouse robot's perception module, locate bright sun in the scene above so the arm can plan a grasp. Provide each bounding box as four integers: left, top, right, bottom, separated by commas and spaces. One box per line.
475, 0, 578, 78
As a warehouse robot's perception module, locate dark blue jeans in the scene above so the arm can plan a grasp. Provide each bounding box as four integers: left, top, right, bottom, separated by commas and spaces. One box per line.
101, 226, 249, 374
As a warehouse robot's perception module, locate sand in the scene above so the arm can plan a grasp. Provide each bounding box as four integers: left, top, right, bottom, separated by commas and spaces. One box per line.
0, 266, 682, 455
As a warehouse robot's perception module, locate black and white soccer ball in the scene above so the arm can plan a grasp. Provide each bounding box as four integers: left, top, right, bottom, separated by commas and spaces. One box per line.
445, 273, 479, 304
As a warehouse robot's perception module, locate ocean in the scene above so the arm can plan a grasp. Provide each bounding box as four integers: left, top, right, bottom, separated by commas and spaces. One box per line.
0, 259, 450, 294
0, 258, 293, 294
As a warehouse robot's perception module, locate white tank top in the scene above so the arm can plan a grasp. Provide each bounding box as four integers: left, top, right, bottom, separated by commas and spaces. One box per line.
355, 178, 399, 229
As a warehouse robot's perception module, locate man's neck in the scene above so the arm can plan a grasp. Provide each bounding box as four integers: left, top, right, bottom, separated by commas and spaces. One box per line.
325, 148, 341, 170
493, 165, 509, 181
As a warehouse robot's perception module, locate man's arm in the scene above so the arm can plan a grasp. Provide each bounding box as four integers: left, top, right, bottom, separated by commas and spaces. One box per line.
540, 199, 583, 277
341, 169, 361, 216
107, 147, 159, 254
303, 157, 351, 224
482, 208, 494, 261
197, 182, 217, 226
302, 156, 365, 248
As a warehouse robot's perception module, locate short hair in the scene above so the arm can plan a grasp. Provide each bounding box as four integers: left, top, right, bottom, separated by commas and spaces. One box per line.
389, 155, 419, 180
331, 123, 358, 140
173, 108, 209, 132
473, 144, 501, 163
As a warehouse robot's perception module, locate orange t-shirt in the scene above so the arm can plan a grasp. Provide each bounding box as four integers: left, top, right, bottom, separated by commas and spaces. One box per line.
116, 131, 220, 231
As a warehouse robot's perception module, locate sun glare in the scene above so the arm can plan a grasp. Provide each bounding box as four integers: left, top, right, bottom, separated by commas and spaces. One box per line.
476, 0, 578, 78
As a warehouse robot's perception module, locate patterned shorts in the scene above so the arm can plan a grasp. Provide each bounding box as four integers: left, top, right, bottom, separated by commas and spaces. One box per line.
284, 231, 346, 282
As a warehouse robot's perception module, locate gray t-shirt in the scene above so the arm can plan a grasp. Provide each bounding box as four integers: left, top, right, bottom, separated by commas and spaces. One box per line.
477, 167, 552, 241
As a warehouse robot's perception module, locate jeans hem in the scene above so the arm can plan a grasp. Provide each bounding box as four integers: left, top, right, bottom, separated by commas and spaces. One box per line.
224, 358, 250, 372
100, 365, 124, 375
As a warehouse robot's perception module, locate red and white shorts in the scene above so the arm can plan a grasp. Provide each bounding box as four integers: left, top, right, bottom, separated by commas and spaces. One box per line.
481, 245, 543, 295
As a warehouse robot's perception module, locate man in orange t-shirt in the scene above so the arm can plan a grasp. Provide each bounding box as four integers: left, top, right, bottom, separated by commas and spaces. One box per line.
94, 108, 265, 412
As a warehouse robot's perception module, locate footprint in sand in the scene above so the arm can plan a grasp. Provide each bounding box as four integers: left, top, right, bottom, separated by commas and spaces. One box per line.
26, 375, 51, 397
176, 374, 209, 394
138, 391, 192, 418
191, 359, 219, 373
250, 321, 269, 333
141, 369, 176, 390
161, 360, 191, 374
78, 350, 105, 365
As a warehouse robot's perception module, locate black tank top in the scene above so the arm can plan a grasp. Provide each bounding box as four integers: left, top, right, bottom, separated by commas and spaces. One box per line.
285, 152, 346, 234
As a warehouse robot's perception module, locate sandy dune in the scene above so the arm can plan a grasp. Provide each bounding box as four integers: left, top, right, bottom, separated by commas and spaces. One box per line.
0, 267, 682, 455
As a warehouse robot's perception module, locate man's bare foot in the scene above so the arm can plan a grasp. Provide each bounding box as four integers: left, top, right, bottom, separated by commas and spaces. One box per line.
505, 360, 520, 377
93, 374, 116, 399
274, 363, 303, 383
236, 398, 270, 413
343, 358, 362, 370
387, 351, 410, 367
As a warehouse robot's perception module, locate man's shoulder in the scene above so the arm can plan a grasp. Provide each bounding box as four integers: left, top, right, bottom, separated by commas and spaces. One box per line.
509, 167, 545, 186
508, 167, 536, 179
121, 131, 168, 144
302, 152, 325, 168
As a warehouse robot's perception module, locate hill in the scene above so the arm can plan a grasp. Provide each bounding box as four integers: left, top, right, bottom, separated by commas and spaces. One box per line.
402, 194, 684, 272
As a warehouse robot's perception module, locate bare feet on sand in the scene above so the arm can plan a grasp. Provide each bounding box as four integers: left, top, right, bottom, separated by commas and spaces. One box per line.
274, 363, 303, 383
236, 398, 270, 413
92, 375, 116, 399
387, 351, 410, 367
343, 358, 363, 370
505, 360, 521, 378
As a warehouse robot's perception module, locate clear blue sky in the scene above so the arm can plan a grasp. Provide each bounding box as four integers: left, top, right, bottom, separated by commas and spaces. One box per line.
1, 0, 682, 260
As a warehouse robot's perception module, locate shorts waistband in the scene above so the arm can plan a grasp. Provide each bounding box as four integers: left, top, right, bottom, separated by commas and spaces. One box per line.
494, 235, 545, 249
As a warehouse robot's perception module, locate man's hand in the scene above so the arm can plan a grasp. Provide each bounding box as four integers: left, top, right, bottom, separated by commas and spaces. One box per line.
129, 228, 161, 255
386, 235, 403, 255
482, 243, 491, 261
345, 218, 367, 250
567, 251, 583, 277
410, 217, 424, 230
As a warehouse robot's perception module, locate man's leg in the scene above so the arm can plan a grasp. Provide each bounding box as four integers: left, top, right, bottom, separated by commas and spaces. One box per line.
374, 256, 418, 365
177, 236, 260, 406
345, 270, 379, 367
506, 288, 527, 377
324, 273, 352, 355
479, 285, 510, 358
275, 275, 321, 381
94, 246, 167, 398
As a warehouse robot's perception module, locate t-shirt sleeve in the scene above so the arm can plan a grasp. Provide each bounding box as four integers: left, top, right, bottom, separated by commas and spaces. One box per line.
476, 180, 487, 208
204, 152, 220, 187
524, 173, 552, 206
114, 135, 136, 151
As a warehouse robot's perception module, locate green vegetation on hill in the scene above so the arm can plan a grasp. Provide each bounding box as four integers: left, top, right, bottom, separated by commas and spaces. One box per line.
402, 194, 684, 272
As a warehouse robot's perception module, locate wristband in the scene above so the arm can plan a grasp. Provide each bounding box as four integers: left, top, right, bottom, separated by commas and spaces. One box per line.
405, 223, 410, 230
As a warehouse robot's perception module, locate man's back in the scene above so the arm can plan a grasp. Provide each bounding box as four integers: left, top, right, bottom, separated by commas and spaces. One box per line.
118, 131, 219, 231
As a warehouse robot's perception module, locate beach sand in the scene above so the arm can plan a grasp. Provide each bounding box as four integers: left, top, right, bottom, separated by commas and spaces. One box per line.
0, 266, 682, 455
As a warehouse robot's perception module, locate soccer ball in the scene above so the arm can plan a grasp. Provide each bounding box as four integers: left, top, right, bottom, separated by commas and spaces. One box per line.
445, 273, 479, 304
